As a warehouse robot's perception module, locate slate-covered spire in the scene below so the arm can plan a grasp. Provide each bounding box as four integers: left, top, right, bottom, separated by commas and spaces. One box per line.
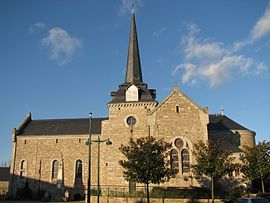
109, 8, 156, 103
125, 8, 143, 84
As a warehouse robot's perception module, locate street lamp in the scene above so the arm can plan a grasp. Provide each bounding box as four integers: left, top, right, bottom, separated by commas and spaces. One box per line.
91, 137, 112, 203
85, 112, 112, 203
86, 112, 92, 203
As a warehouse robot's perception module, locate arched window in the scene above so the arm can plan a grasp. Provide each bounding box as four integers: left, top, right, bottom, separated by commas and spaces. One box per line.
75, 160, 82, 181
170, 149, 179, 174
20, 160, 26, 178
181, 149, 190, 173
52, 160, 59, 180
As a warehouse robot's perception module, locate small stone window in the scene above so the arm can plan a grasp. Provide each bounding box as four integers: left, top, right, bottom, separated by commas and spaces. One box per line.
20, 160, 26, 178
52, 160, 59, 180
127, 116, 136, 126
75, 160, 82, 182
176, 106, 179, 113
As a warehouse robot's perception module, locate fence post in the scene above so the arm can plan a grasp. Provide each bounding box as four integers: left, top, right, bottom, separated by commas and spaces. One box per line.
162, 187, 165, 203
107, 187, 109, 203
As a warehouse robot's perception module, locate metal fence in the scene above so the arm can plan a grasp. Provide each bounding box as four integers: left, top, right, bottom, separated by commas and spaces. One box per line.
89, 185, 212, 199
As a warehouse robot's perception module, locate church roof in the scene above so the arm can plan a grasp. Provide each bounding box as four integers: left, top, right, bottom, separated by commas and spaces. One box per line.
16, 117, 108, 136
208, 115, 255, 153
110, 83, 156, 103
208, 114, 252, 131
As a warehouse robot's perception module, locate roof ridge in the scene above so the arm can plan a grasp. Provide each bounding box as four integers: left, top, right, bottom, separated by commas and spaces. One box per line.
32, 117, 108, 121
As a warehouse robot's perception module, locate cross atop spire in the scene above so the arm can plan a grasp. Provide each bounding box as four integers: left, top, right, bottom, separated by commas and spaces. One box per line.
132, 0, 135, 14
125, 8, 143, 84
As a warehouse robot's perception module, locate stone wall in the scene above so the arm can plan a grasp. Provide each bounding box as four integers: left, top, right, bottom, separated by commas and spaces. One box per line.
10, 134, 108, 200
148, 87, 209, 187
102, 101, 157, 187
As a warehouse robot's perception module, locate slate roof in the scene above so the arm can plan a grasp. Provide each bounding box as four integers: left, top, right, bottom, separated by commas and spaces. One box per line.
17, 117, 108, 136
0, 167, 10, 181
208, 114, 254, 153
110, 83, 156, 103
208, 114, 251, 131
16, 114, 252, 138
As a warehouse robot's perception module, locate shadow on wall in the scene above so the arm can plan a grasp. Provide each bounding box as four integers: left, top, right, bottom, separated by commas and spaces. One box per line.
8, 174, 84, 201
208, 126, 242, 153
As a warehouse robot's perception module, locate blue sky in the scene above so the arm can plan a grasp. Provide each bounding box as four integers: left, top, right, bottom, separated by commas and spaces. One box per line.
1, 0, 270, 164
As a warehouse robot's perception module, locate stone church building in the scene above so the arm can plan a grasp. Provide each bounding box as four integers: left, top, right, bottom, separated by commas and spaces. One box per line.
9, 10, 255, 201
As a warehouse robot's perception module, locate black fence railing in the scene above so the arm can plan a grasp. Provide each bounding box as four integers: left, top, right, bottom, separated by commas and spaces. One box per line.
89, 185, 212, 199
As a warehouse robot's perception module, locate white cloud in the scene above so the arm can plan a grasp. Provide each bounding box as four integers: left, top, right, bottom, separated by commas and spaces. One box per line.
256, 62, 268, 75
41, 27, 81, 65
172, 63, 197, 85
172, 22, 268, 87
232, 39, 253, 52
29, 22, 46, 34
231, 5, 270, 51
186, 22, 200, 35
251, 5, 270, 40
181, 23, 226, 60
119, 0, 132, 16
153, 27, 166, 38
181, 63, 197, 84
184, 38, 225, 60
171, 64, 182, 76
200, 56, 253, 87
118, 0, 142, 16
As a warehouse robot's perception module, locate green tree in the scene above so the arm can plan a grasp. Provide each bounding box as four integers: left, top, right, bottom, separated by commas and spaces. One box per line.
119, 136, 172, 203
192, 140, 234, 203
240, 141, 270, 193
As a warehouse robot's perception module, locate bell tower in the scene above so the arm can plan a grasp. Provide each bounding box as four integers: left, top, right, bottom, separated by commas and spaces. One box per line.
102, 9, 158, 185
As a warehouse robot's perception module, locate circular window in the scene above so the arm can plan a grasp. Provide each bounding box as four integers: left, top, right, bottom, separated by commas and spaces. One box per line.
175, 138, 184, 148
127, 116, 136, 126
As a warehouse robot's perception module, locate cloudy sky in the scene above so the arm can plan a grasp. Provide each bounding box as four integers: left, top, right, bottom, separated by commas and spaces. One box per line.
0, 0, 270, 163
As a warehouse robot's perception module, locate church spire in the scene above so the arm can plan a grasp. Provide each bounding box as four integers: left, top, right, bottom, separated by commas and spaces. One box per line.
125, 8, 143, 84
109, 7, 156, 103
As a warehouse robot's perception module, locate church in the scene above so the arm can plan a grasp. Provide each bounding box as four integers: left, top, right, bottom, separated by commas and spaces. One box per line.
9, 10, 255, 201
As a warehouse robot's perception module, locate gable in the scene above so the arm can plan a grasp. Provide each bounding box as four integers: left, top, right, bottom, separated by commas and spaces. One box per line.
150, 85, 207, 115
148, 85, 209, 143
